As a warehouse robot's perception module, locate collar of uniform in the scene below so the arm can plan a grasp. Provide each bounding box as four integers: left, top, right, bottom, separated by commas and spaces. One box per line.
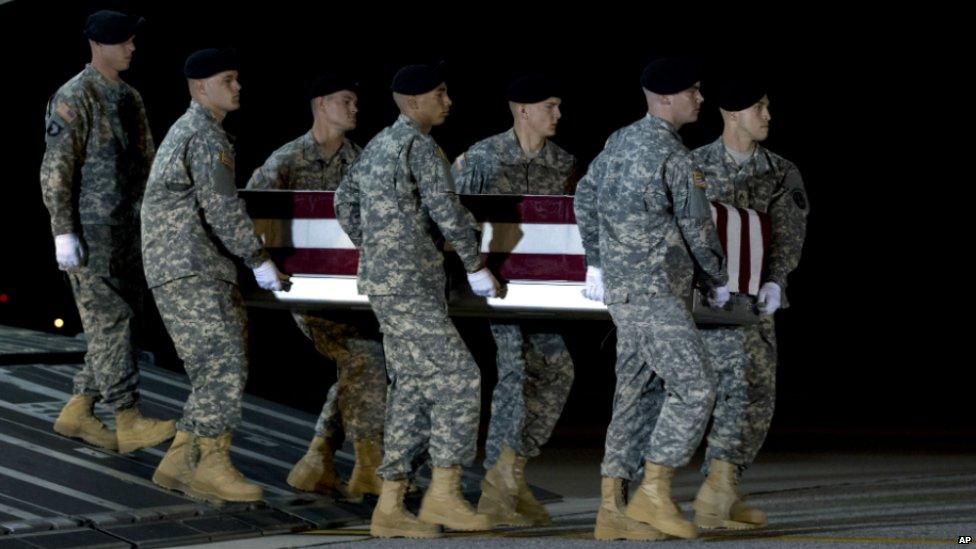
188, 100, 223, 128
83, 64, 123, 97
395, 114, 423, 133
713, 137, 773, 174
643, 113, 681, 141
501, 128, 562, 167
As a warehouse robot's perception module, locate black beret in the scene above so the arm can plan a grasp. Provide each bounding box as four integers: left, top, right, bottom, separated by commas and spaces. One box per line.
184, 48, 239, 79
308, 73, 359, 100
640, 57, 701, 95
84, 10, 144, 44
716, 77, 767, 111
391, 63, 446, 95
507, 74, 562, 104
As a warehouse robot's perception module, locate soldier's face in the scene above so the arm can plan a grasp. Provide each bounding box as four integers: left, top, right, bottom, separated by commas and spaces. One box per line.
203, 71, 242, 113
98, 36, 136, 72
522, 98, 562, 137
321, 90, 358, 131
415, 83, 452, 126
735, 95, 771, 142
671, 82, 703, 126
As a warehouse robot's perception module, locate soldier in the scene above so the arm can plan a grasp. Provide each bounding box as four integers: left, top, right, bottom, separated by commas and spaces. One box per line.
335, 63, 502, 538
453, 74, 576, 526
142, 49, 288, 503
575, 58, 729, 541
687, 76, 808, 530
42, 10, 175, 454
247, 73, 387, 500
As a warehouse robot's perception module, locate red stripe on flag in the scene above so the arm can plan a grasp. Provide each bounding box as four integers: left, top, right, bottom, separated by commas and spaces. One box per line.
270, 248, 586, 281
759, 209, 772, 284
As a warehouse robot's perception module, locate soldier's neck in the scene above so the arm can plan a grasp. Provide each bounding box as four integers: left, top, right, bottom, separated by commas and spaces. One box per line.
722, 128, 757, 155
193, 99, 226, 123
89, 59, 121, 84
513, 124, 546, 156
311, 122, 345, 159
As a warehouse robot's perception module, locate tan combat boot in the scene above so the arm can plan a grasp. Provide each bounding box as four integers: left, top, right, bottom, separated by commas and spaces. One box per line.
418, 466, 492, 531
152, 431, 197, 494
189, 433, 262, 503
693, 458, 768, 529
346, 439, 383, 500
287, 435, 344, 495
513, 453, 550, 525
477, 446, 532, 526
625, 461, 698, 539
53, 395, 118, 451
115, 407, 176, 453
594, 477, 667, 541
370, 479, 441, 539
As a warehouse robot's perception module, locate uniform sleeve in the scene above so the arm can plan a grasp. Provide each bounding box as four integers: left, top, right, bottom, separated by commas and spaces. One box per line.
245, 150, 288, 190
334, 162, 363, 247
410, 138, 482, 272
664, 153, 728, 287
187, 135, 268, 268
766, 161, 809, 288
574, 152, 605, 269
451, 150, 485, 194
40, 94, 89, 236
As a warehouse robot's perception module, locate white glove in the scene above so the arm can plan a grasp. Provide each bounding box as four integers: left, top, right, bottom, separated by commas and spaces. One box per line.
54, 233, 86, 269
708, 284, 731, 309
253, 260, 288, 291
467, 267, 501, 298
757, 281, 781, 315
582, 266, 604, 302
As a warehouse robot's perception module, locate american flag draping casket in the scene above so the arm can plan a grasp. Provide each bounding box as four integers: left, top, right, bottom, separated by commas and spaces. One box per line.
241, 191, 770, 324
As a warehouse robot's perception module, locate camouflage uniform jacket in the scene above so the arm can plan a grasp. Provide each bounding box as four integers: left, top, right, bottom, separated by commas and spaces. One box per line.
247, 130, 362, 190
141, 101, 268, 288
40, 65, 154, 274
334, 115, 482, 296
575, 114, 727, 303
452, 129, 577, 195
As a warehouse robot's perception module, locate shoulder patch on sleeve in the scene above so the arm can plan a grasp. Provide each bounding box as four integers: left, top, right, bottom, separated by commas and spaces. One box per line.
55, 102, 77, 124
435, 146, 449, 163
792, 189, 807, 210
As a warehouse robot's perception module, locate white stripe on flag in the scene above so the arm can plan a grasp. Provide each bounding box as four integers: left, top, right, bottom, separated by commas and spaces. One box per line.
747, 209, 764, 295
724, 205, 742, 294
252, 219, 355, 249
252, 219, 584, 255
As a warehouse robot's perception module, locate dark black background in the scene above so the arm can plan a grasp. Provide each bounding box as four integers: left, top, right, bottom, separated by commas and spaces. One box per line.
1, 2, 966, 452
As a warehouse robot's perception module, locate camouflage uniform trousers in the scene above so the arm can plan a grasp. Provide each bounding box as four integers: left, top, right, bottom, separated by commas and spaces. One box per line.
698, 315, 777, 474
67, 269, 142, 410
601, 293, 716, 480
484, 322, 574, 468
369, 294, 481, 480
152, 275, 248, 437
293, 312, 388, 446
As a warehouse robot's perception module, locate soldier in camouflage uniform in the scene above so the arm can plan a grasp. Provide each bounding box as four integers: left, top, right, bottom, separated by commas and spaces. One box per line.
143, 49, 288, 504
686, 77, 809, 530
452, 74, 576, 527
575, 58, 729, 541
246, 74, 387, 499
335, 64, 501, 538
42, 10, 176, 454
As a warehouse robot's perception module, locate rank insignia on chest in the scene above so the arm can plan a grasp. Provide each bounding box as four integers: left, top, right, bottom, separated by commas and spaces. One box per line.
692, 170, 708, 189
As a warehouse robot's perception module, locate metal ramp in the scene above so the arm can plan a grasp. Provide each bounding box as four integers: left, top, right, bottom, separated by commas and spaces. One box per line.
0, 325, 560, 547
